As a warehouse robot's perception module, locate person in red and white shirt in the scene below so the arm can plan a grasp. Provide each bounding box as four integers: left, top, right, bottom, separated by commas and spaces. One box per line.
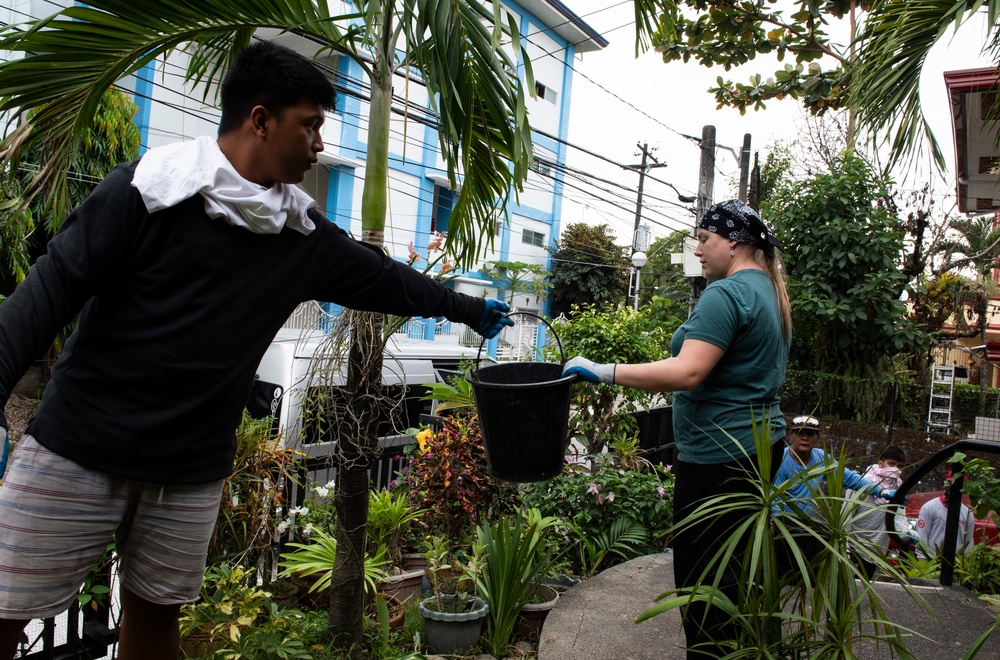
915, 472, 975, 558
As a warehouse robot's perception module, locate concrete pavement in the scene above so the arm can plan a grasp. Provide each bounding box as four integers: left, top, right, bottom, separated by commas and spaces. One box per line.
537, 552, 1000, 659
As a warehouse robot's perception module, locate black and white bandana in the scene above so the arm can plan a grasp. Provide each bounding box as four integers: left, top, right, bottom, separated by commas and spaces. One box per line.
696, 199, 781, 257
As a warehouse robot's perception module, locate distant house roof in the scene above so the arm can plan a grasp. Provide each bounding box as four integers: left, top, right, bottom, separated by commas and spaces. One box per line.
945, 67, 1000, 214
519, 0, 608, 53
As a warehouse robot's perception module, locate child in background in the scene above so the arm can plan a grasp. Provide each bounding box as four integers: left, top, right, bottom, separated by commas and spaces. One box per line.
848, 446, 911, 578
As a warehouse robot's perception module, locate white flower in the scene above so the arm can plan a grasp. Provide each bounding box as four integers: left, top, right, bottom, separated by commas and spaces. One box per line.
277, 520, 291, 534
314, 486, 329, 499
289, 506, 309, 517
324, 479, 336, 489
302, 523, 314, 538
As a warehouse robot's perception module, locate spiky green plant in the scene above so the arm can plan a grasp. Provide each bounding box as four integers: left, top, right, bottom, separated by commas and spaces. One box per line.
637, 421, 929, 658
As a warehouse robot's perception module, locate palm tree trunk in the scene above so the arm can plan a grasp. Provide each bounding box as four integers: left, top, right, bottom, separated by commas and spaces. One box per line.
329, 6, 395, 654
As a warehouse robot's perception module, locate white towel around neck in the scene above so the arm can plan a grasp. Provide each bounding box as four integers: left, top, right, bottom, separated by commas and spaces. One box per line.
131, 135, 316, 235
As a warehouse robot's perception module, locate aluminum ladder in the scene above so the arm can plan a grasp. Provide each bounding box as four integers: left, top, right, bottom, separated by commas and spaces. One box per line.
927, 365, 955, 434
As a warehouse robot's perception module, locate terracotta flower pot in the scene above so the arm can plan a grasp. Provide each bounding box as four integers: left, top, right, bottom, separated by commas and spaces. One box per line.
377, 567, 426, 604
369, 592, 406, 633
515, 583, 559, 641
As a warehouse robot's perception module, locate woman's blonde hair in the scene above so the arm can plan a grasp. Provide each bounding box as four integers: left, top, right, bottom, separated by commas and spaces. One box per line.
756, 249, 791, 339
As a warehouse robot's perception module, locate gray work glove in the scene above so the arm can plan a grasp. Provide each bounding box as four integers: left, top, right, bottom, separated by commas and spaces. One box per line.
562, 356, 615, 384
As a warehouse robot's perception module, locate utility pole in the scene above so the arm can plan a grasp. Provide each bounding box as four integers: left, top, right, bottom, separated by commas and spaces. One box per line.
738, 133, 752, 202
690, 125, 716, 314
625, 142, 667, 309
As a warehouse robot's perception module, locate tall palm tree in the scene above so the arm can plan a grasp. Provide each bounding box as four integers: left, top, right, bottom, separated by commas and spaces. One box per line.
0, 0, 534, 653
851, 0, 1000, 171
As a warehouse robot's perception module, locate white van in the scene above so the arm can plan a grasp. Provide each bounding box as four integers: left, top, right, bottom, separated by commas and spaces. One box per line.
249, 325, 480, 491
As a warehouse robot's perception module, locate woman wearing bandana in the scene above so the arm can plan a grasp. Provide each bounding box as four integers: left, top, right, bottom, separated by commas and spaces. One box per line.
564, 199, 791, 658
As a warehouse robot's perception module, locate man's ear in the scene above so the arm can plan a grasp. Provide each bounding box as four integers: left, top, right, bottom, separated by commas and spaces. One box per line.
249, 105, 270, 138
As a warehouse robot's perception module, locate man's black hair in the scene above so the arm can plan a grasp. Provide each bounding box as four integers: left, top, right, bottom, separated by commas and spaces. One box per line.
218, 40, 337, 135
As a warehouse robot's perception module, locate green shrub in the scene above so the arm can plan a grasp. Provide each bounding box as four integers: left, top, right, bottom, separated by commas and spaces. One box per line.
520, 454, 673, 574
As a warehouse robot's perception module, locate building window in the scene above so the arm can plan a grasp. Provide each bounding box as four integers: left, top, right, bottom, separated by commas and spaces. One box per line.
535, 81, 558, 105
432, 185, 456, 234
529, 158, 552, 177
522, 228, 545, 248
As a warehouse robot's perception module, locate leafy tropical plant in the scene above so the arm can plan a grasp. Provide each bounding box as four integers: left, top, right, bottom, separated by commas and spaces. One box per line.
521, 453, 673, 575
568, 516, 650, 579
419, 367, 476, 416
210, 412, 300, 574
420, 534, 484, 614
851, 0, 1000, 170
1, 87, 140, 291
367, 488, 423, 568
950, 451, 1000, 520
179, 563, 326, 660
957, 543, 1000, 596
278, 529, 388, 597
474, 512, 559, 657
637, 422, 926, 658
403, 414, 520, 542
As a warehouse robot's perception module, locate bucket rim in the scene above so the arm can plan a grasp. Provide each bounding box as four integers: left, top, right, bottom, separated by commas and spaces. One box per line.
466, 363, 576, 389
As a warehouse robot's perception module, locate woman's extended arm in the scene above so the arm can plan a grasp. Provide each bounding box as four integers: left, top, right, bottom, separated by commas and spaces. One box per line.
614, 339, 725, 392
563, 339, 725, 392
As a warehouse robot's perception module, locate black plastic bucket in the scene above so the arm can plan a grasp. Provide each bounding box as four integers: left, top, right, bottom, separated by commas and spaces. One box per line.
466, 313, 576, 483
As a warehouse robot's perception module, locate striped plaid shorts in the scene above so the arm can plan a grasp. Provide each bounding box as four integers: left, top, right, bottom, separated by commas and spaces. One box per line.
0, 435, 224, 620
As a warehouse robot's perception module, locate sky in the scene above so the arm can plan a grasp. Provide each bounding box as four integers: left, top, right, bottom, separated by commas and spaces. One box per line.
556, 1, 996, 247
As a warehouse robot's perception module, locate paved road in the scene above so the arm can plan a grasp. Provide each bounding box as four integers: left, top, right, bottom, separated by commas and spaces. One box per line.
538, 552, 1000, 659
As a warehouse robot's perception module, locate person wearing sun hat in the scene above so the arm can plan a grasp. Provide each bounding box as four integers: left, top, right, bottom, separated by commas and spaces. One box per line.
773, 415, 897, 516
563, 199, 791, 658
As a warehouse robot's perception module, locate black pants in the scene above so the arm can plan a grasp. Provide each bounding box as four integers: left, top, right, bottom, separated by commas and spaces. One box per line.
671, 441, 783, 659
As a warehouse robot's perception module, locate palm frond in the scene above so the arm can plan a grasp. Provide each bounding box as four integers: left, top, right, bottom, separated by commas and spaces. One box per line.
400, 0, 533, 267
851, 0, 1000, 174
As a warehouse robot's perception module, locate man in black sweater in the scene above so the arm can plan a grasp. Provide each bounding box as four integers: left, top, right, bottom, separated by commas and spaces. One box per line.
0, 41, 511, 659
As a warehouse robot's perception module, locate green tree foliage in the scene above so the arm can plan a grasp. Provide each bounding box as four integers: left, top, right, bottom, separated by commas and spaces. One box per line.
480, 260, 551, 307
638, 232, 688, 308
646, 1, 861, 117
550, 304, 669, 455
764, 153, 928, 375
1, 88, 139, 292
639, 1, 997, 170
548, 223, 628, 317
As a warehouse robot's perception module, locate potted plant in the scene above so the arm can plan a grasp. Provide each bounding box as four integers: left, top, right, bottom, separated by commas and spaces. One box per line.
368, 488, 426, 603
475, 509, 560, 656
277, 529, 388, 608
514, 582, 559, 641
179, 564, 271, 658
416, 535, 489, 654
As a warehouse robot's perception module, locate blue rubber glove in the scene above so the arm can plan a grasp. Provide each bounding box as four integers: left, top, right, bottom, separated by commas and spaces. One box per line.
0, 426, 8, 478
562, 356, 615, 384
879, 489, 906, 504
475, 299, 513, 339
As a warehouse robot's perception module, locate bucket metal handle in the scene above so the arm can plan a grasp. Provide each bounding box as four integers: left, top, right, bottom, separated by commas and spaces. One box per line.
475, 311, 567, 365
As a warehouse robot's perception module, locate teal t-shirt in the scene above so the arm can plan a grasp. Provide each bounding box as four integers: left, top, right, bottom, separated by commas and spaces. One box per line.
670, 269, 790, 464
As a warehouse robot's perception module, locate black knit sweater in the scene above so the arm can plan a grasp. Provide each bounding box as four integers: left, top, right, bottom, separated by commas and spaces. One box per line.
0, 161, 485, 483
